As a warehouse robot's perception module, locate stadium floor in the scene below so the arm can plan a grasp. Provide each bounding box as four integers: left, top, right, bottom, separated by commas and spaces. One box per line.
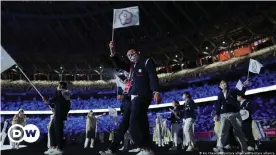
1, 141, 276, 155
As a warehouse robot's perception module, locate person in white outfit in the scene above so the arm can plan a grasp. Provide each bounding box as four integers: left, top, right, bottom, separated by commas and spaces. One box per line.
84, 110, 106, 148
11, 109, 27, 150
182, 92, 197, 151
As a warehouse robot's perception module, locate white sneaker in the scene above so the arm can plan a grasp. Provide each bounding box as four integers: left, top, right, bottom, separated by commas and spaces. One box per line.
186, 146, 193, 151
129, 148, 140, 153
44, 148, 55, 154
213, 147, 224, 153
224, 145, 231, 150
50, 148, 63, 155
99, 150, 115, 155
248, 146, 255, 152
137, 149, 154, 155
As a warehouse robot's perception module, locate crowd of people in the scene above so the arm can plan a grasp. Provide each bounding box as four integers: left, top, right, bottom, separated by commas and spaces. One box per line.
1, 69, 276, 111
1, 40, 275, 155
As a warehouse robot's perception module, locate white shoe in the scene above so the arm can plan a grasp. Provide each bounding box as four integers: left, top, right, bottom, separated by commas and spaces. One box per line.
99, 150, 115, 155
186, 146, 193, 151
129, 148, 140, 153
44, 148, 55, 154
137, 149, 154, 155
213, 147, 224, 153
248, 146, 255, 152
50, 148, 63, 155
119, 146, 124, 151
224, 145, 231, 150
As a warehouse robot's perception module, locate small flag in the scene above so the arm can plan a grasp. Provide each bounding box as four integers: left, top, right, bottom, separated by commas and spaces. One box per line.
115, 75, 126, 91
1, 46, 16, 73
108, 107, 117, 117
235, 80, 244, 91
248, 59, 263, 74
113, 6, 139, 29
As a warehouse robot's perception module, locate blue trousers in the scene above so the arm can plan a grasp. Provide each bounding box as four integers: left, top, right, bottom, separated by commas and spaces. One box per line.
129, 96, 152, 149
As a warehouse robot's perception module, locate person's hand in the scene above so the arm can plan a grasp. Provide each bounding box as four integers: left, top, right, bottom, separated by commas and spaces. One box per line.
154, 92, 161, 104
102, 113, 107, 115
117, 95, 124, 100
243, 80, 249, 87
43, 97, 49, 105
109, 41, 116, 57
214, 115, 219, 121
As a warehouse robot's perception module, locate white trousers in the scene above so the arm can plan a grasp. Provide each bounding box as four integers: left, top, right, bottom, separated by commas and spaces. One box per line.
183, 118, 195, 147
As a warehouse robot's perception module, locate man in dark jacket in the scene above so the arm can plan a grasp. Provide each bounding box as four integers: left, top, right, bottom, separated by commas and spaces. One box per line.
213, 80, 248, 153
43, 81, 71, 155
107, 41, 161, 155
238, 93, 256, 151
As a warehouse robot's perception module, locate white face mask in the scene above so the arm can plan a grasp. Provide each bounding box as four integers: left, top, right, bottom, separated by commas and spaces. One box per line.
220, 83, 227, 89
127, 53, 139, 63
237, 96, 241, 102
183, 95, 186, 100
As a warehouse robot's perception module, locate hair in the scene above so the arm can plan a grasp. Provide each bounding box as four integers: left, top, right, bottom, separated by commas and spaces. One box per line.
18, 109, 24, 113
219, 79, 229, 90
59, 81, 68, 89
173, 100, 180, 106
183, 92, 192, 98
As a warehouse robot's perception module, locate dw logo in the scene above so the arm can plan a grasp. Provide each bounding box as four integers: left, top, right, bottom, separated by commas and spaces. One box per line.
7, 124, 40, 143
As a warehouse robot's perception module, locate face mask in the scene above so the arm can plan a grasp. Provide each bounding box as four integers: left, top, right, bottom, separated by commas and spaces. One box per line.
237, 96, 241, 102
127, 53, 139, 63
221, 83, 227, 89
183, 95, 186, 100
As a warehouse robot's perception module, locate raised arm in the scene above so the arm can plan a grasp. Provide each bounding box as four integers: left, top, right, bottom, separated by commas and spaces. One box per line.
109, 41, 130, 71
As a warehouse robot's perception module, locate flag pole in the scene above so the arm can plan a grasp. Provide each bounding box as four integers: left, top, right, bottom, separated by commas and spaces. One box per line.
112, 28, 115, 41
17, 65, 43, 99
247, 70, 250, 81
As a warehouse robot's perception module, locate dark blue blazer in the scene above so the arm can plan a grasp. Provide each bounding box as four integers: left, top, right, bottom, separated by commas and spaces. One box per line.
49, 90, 71, 121
182, 98, 197, 119
216, 87, 246, 116
111, 56, 160, 97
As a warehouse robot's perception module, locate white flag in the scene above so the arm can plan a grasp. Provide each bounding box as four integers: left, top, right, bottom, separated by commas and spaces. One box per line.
115, 75, 126, 91
235, 80, 244, 91
248, 59, 263, 74
108, 107, 117, 117
113, 6, 139, 29
1, 46, 16, 73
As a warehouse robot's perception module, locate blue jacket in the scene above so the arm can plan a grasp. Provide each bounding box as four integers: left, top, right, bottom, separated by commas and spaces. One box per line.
111, 56, 160, 97
182, 98, 197, 119
49, 90, 71, 121
216, 87, 246, 115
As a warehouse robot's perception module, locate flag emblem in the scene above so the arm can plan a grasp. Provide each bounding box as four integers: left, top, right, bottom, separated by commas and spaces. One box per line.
119, 10, 133, 25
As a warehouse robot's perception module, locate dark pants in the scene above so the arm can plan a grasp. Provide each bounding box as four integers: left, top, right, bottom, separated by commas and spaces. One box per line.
50, 116, 64, 150
129, 96, 152, 149
226, 126, 238, 146
109, 96, 131, 153
242, 119, 255, 147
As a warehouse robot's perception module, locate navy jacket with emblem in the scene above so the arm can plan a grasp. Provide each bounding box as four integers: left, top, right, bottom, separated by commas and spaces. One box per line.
239, 99, 255, 121
111, 56, 160, 97
182, 98, 197, 119
167, 106, 181, 124
216, 87, 246, 116
49, 89, 71, 121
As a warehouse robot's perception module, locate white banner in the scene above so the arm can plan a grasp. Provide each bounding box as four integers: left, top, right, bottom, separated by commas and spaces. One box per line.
113, 6, 139, 29
248, 59, 263, 74
235, 80, 244, 91
1, 46, 16, 73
